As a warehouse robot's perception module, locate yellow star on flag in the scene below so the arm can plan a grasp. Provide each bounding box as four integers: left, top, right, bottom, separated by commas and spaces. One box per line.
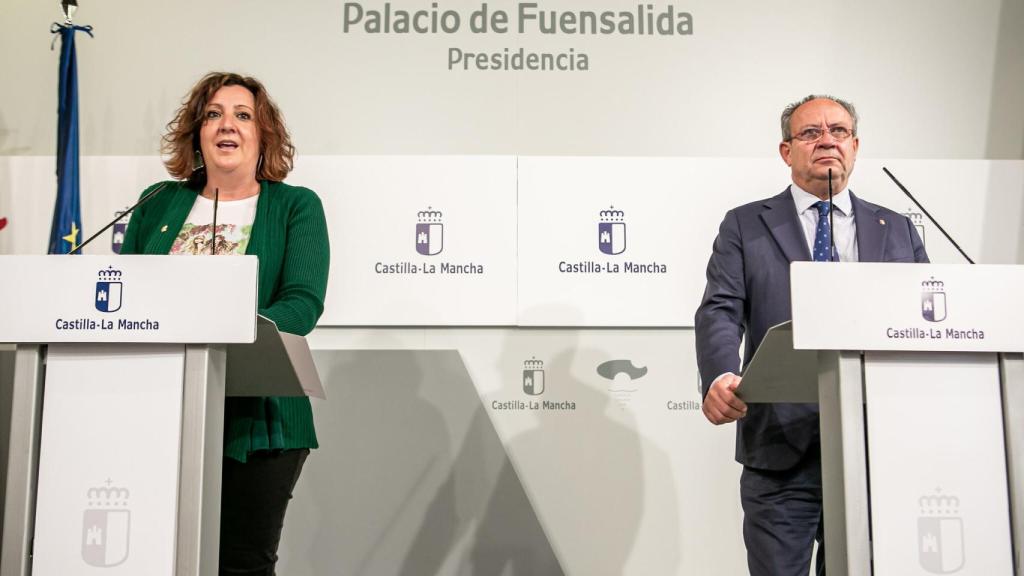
63, 222, 80, 252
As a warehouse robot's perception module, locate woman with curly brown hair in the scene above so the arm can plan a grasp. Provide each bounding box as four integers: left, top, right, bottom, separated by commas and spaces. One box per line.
120, 72, 329, 575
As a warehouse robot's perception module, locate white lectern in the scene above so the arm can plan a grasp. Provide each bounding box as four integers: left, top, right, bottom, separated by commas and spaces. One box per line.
739, 263, 1023, 576
0, 255, 324, 576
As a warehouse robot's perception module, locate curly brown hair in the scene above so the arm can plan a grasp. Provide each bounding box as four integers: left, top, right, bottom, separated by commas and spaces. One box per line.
162, 72, 295, 187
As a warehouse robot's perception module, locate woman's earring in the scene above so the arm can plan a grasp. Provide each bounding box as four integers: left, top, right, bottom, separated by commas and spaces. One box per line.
193, 149, 205, 172
256, 153, 264, 176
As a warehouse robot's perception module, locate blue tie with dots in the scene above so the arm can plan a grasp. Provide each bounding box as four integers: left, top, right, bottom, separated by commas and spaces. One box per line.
813, 201, 835, 262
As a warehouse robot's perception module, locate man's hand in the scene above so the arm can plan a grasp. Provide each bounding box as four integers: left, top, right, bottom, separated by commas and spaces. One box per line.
702, 373, 748, 425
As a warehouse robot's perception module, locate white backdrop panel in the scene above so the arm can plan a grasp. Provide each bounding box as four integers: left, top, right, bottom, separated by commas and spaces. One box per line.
291, 155, 518, 325
0, 156, 1021, 327
517, 156, 779, 326
517, 157, 1024, 326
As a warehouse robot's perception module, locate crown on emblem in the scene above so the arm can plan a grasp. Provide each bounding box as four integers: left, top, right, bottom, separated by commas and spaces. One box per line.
902, 210, 924, 224
417, 207, 443, 222
919, 488, 958, 515
599, 206, 625, 221
87, 480, 130, 509
523, 357, 544, 370
97, 266, 123, 281
921, 277, 944, 291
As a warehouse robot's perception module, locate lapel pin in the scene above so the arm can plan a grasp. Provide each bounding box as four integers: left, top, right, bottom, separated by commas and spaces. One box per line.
879, 219, 886, 225
160, 225, 168, 232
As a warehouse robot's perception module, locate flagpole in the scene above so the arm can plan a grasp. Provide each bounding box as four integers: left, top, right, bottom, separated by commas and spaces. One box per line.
47, 2, 92, 254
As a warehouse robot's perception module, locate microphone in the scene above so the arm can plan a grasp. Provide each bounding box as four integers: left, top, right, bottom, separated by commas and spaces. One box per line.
882, 167, 975, 264
827, 168, 836, 262
209, 187, 219, 255
70, 180, 173, 255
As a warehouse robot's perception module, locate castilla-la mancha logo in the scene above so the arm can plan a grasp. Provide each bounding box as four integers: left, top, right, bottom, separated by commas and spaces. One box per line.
918, 487, 964, 574
416, 207, 444, 256
111, 209, 130, 254
598, 206, 626, 255
95, 266, 124, 313
903, 208, 926, 246
522, 357, 545, 396
921, 277, 947, 322
82, 479, 131, 568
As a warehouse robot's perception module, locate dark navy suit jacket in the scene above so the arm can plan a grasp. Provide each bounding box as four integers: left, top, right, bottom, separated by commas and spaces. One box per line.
695, 187, 929, 471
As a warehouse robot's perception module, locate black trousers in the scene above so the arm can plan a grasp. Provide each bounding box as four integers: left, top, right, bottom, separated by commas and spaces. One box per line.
740, 446, 825, 576
219, 449, 309, 576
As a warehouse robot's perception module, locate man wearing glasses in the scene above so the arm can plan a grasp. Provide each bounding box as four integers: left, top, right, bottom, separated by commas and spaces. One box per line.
695, 95, 928, 575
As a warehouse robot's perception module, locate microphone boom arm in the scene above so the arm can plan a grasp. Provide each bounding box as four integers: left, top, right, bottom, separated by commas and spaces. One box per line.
882, 166, 975, 264
69, 181, 172, 255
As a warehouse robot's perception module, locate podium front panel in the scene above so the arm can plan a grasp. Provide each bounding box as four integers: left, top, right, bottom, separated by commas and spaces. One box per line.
31, 344, 184, 575
863, 351, 1013, 575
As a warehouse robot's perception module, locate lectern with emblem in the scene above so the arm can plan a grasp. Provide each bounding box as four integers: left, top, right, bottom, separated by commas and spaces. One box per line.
0, 255, 324, 576
738, 262, 1023, 576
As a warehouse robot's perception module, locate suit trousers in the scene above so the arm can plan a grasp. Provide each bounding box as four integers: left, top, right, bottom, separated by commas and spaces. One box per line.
740, 445, 825, 576
219, 449, 309, 576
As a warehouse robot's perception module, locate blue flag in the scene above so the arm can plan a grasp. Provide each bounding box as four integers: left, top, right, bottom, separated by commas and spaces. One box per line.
48, 23, 92, 254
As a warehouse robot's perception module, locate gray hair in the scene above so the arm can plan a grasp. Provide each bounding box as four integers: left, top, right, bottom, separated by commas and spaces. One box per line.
780, 95, 859, 141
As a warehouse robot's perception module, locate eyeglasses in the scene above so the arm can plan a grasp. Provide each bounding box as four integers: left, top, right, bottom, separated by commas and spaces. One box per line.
790, 126, 855, 142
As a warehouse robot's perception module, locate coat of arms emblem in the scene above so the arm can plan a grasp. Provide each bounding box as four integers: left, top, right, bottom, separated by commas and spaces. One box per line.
95, 266, 123, 313
522, 357, 545, 396
111, 210, 130, 254
416, 207, 444, 256
902, 209, 926, 246
598, 206, 626, 255
918, 488, 964, 574
921, 277, 946, 322
82, 480, 131, 567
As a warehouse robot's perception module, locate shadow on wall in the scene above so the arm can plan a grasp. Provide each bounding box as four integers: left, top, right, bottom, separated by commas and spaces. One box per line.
278, 322, 682, 574
399, 407, 563, 576
979, 162, 1024, 265
449, 318, 678, 575
278, 346, 563, 575
400, 333, 679, 575
480, 343, 650, 576
986, 0, 1024, 264
985, 0, 1024, 161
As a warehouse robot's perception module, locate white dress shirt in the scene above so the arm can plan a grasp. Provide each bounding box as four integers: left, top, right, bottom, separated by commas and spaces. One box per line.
790, 183, 859, 263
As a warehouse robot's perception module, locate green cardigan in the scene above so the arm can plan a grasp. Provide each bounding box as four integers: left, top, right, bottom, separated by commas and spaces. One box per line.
120, 180, 329, 462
